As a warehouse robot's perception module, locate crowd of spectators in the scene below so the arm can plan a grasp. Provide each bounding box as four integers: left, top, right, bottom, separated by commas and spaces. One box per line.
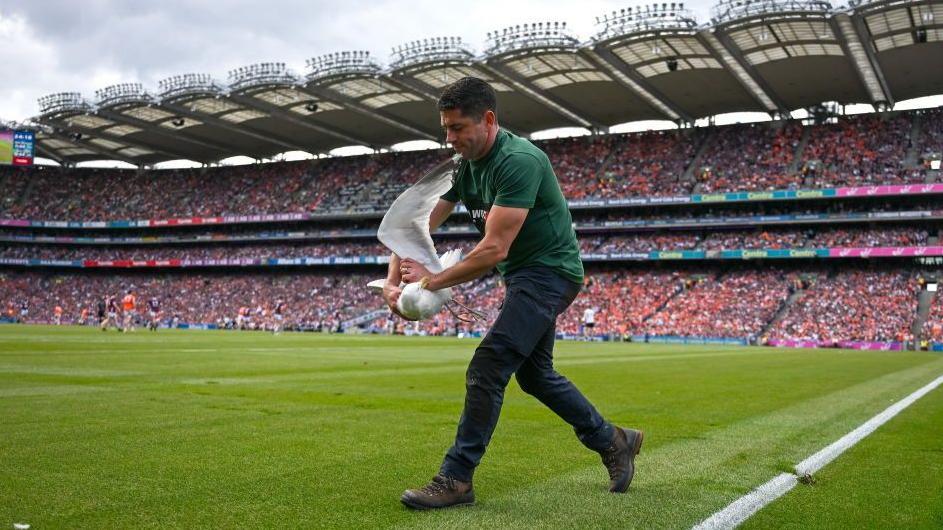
1, 266, 926, 343
542, 135, 613, 199
576, 225, 932, 254
801, 113, 916, 187
0, 269, 509, 336
637, 270, 792, 339
922, 286, 943, 342
580, 233, 700, 253
701, 229, 809, 250
0, 150, 445, 222
1, 162, 311, 221
557, 270, 685, 336
917, 107, 943, 173
696, 121, 804, 193
0, 166, 31, 212
768, 270, 918, 342
573, 199, 943, 226
0, 271, 381, 331
3, 110, 936, 223
578, 130, 698, 198
807, 226, 930, 247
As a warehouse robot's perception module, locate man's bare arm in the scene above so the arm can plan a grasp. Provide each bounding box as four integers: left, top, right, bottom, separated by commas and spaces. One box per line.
402, 205, 528, 290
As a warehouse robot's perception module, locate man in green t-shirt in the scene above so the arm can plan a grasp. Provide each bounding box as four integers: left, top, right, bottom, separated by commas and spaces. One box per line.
386, 77, 643, 510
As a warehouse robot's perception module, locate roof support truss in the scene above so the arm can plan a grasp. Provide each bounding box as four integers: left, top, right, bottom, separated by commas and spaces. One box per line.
33, 142, 68, 165
159, 100, 309, 153
839, 13, 895, 105
698, 30, 789, 114
478, 61, 600, 130
44, 129, 142, 166
38, 116, 189, 162
94, 108, 234, 156
583, 47, 691, 122
298, 83, 438, 142
226, 91, 378, 149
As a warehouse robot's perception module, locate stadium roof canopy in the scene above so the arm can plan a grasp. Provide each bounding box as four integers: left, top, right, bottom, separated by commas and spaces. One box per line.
26, 0, 943, 166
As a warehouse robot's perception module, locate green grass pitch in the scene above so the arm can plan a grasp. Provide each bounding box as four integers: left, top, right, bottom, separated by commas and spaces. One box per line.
1, 326, 941, 529
0, 138, 12, 164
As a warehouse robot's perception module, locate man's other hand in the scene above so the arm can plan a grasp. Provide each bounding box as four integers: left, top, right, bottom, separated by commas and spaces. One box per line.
383, 283, 416, 321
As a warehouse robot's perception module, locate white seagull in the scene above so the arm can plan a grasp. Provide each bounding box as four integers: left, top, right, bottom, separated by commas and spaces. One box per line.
368, 155, 484, 322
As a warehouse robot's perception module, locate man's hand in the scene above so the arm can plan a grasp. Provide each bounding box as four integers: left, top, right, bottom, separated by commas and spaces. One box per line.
382, 282, 416, 321
400, 258, 433, 285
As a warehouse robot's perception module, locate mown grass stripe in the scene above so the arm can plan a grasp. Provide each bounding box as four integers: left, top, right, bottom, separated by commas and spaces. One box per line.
795, 374, 943, 477
692, 373, 943, 530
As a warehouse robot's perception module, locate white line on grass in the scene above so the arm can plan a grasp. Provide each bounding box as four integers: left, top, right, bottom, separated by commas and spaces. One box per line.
692, 374, 943, 530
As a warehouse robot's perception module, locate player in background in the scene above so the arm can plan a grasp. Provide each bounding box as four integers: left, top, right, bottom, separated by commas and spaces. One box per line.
53, 304, 63, 325
254, 303, 265, 331
243, 306, 254, 330
19, 300, 29, 323
6, 301, 15, 322
582, 306, 596, 339
147, 296, 161, 331
97, 297, 107, 329
101, 295, 119, 331
236, 306, 246, 330
80, 306, 89, 326
121, 289, 137, 332
272, 300, 286, 335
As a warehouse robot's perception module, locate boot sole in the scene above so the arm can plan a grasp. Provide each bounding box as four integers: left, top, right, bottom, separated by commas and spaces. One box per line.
400, 494, 476, 511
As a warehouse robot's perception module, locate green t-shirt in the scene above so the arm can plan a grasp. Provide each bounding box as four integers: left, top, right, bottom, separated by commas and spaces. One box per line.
441, 129, 584, 284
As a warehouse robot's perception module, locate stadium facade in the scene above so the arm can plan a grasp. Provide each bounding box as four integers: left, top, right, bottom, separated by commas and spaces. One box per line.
0, 0, 942, 351
11, 0, 943, 166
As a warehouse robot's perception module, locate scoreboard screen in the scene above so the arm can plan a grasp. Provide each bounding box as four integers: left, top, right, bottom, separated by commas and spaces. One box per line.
0, 129, 34, 165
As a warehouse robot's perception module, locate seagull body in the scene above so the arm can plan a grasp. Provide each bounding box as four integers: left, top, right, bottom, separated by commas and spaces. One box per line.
368, 156, 463, 321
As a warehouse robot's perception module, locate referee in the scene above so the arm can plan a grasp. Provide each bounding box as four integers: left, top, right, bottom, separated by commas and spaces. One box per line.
386, 77, 643, 510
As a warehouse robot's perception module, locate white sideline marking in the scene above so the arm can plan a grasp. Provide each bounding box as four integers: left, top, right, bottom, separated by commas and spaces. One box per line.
692, 374, 943, 530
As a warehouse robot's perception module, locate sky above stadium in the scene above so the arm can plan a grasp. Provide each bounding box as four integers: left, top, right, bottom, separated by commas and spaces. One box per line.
0, 0, 717, 124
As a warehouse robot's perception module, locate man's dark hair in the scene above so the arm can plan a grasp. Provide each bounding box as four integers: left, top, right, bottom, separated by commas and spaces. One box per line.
437, 77, 497, 120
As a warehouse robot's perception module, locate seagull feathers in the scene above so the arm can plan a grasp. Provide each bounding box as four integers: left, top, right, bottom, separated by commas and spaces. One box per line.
376, 155, 460, 273
369, 156, 462, 320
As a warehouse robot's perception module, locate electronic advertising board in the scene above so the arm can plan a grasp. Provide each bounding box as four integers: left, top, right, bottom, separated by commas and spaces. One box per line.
0, 129, 34, 165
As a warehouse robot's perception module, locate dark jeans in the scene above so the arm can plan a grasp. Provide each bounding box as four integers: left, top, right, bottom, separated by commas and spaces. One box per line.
439, 267, 615, 482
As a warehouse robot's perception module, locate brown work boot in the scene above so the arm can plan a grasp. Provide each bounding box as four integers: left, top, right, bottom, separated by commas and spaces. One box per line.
599, 427, 644, 493
401, 474, 475, 510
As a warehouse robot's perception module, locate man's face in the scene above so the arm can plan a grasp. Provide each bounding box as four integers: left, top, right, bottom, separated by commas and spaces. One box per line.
440, 108, 494, 160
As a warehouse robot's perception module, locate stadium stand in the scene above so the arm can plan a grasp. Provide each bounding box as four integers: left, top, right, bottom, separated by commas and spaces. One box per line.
637, 270, 792, 339
696, 121, 804, 193
922, 289, 943, 343
0, 270, 380, 331
2, 110, 938, 223
3, 105, 942, 348
799, 114, 916, 188
768, 270, 919, 343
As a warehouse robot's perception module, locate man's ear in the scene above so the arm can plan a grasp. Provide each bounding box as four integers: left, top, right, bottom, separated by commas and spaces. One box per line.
484, 110, 496, 127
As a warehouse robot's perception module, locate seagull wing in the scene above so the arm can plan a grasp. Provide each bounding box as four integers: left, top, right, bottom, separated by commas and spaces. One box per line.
377, 156, 459, 274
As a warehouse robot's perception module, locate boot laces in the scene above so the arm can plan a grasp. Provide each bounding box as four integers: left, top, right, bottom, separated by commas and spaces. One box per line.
602, 449, 620, 480
419, 475, 454, 496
